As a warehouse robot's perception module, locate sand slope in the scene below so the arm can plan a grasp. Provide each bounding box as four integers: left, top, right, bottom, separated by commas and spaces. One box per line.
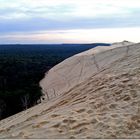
40, 41, 134, 99
0, 41, 140, 139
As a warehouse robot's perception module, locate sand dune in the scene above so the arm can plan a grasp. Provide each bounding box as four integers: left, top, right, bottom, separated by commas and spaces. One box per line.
0, 41, 140, 139
40, 40, 134, 99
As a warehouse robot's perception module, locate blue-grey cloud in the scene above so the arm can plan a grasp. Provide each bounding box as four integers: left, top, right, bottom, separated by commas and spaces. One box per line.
0, 15, 140, 34
0, 0, 140, 43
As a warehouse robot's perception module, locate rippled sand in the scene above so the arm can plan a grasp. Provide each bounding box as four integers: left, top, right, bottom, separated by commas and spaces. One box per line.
0, 41, 140, 139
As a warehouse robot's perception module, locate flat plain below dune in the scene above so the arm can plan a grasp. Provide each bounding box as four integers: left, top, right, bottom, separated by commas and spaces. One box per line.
0, 41, 140, 139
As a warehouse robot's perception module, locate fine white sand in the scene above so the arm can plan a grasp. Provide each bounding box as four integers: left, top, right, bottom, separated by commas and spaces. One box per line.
0, 41, 140, 139
40, 41, 134, 99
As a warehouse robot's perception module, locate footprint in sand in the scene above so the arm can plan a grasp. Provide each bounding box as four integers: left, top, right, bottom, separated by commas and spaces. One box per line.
32, 121, 49, 128
26, 114, 39, 121
62, 118, 77, 124
76, 108, 86, 113
51, 114, 60, 118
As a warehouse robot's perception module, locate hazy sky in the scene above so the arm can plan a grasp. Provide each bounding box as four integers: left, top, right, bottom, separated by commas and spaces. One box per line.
0, 0, 140, 44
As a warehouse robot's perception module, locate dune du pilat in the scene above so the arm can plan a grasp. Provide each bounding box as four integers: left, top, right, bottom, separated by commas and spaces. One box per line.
0, 41, 140, 138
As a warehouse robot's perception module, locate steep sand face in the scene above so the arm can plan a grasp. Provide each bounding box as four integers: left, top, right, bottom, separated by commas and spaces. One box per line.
0, 42, 140, 139
40, 41, 134, 100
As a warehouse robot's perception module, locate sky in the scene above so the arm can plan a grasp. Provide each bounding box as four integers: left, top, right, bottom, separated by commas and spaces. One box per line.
0, 0, 140, 44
